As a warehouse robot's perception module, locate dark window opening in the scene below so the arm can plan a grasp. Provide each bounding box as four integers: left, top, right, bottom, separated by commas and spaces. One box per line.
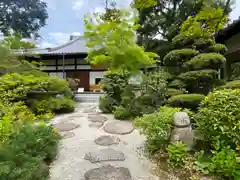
95, 78, 102, 84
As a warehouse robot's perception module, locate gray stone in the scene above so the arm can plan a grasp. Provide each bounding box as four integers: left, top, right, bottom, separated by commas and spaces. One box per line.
89, 122, 104, 128
104, 121, 134, 135
94, 135, 120, 146
54, 123, 80, 132
84, 165, 132, 180
84, 148, 125, 163
83, 108, 95, 113
88, 116, 108, 123
171, 112, 194, 150
62, 132, 75, 139
171, 126, 194, 151
173, 112, 190, 127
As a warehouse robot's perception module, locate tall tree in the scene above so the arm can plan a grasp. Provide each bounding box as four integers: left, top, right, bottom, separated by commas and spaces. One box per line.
0, 0, 48, 38
164, 7, 228, 95
136, 0, 234, 57
84, 9, 158, 74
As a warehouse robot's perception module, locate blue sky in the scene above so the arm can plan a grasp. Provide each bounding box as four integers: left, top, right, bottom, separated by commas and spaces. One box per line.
38, 0, 240, 48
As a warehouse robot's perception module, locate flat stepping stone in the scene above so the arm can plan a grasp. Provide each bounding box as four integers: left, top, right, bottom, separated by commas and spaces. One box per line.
84, 165, 132, 180
54, 123, 80, 132
94, 135, 120, 146
62, 132, 75, 139
88, 115, 108, 123
104, 121, 134, 135
84, 148, 125, 163
89, 122, 104, 128
83, 108, 95, 113
68, 115, 83, 120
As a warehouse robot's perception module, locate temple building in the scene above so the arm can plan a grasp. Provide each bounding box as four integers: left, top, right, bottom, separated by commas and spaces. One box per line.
23, 36, 105, 92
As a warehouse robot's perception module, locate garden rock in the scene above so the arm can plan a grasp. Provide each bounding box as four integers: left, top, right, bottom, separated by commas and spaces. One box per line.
94, 135, 120, 146
171, 112, 194, 150
173, 112, 190, 127
84, 165, 132, 180
54, 123, 80, 132
84, 148, 125, 163
88, 115, 108, 123
89, 122, 104, 128
104, 121, 134, 135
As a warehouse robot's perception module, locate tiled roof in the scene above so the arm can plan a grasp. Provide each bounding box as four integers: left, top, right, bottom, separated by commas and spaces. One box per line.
15, 37, 89, 55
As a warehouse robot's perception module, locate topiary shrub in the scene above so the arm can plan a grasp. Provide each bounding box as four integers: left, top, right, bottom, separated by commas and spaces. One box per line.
99, 95, 118, 113
167, 94, 205, 110
32, 97, 75, 114
219, 80, 240, 89
195, 89, 240, 149
207, 44, 228, 54
113, 106, 131, 120
186, 53, 226, 70
166, 88, 184, 97
134, 106, 180, 153
163, 49, 198, 66
178, 69, 217, 94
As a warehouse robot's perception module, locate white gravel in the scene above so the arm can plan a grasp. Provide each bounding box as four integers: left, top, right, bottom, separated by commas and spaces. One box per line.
49, 103, 160, 180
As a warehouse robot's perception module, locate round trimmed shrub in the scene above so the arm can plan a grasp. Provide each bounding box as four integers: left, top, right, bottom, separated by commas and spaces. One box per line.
167, 88, 184, 97
113, 106, 131, 120
219, 80, 240, 89
167, 94, 205, 110
207, 44, 228, 54
163, 49, 198, 66
195, 89, 240, 148
186, 53, 226, 70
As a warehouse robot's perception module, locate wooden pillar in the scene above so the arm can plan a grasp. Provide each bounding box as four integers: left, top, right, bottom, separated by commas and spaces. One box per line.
62, 54, 66, 78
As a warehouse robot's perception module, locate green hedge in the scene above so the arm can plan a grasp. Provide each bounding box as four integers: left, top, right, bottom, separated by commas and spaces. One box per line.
163, 49, 198, 66
186, 53, 226, 70
219, 80, 240, 89
207, 44, 228, 54
166, 88, 184, 97
167, 94, 205, 110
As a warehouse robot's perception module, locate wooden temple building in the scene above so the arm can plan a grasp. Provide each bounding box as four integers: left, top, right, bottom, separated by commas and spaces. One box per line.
23, 36, 105, 92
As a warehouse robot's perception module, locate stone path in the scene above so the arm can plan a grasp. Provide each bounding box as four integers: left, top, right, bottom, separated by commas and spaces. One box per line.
50, 103, 160, 180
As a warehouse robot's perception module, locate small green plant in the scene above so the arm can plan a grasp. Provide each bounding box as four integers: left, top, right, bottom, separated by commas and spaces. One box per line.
99, 95, 118, 113
196, 148, 240, 179
134, 106, 180, 153
113, 105, 131, 120
167, 142, 188, 167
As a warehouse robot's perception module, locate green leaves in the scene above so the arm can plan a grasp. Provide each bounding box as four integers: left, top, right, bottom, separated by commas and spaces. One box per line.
84, 9, 158, 74
195, 89, 240, 149
167, 142, 188, 167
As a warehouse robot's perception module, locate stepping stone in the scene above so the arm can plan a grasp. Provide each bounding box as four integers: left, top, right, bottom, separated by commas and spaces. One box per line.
104, 121, 134, 135
83, 108, 95, 113
62, 132, 75, 139
88, 115, 108, 123
54, 123, 80, 132
89, 122, 104, 128
84, 148, 125, 163
88, 113, 101, 118
84, 165, 132, 180
68, 115, 83, 120
94, 135, 120, 146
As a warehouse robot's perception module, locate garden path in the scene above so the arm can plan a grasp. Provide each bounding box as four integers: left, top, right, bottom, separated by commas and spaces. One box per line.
49, 102, 162, 180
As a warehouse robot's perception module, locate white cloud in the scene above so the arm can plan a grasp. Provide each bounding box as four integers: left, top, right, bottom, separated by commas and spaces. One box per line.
94, 6, 105, 14
39, 41, 55, 48
230, 0, 240, 21
72, 0, 84, 10
38, 32, 81, 48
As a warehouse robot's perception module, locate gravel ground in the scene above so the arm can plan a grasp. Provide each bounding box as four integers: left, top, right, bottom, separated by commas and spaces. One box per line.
49, 103, 160, 180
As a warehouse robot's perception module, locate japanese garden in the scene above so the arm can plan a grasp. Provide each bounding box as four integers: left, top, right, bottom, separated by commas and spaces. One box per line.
0, 0, 240, 179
